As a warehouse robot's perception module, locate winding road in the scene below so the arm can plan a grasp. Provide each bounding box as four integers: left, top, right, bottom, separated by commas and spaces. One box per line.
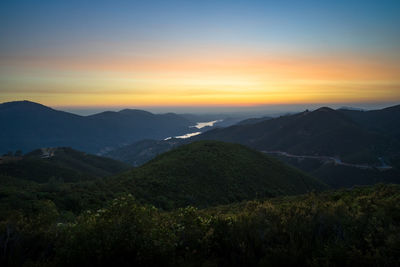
262, 151, 393, 171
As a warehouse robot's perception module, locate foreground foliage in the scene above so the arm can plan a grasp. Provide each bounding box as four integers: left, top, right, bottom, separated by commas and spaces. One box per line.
1, 184, 399, 267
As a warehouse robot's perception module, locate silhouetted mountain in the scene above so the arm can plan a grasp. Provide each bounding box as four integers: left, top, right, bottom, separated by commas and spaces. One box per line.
108, 141, 327, 209
236, 116, 272, 125
196, 106, 400, 165
0, 147, 130, 183
339, 104, 400, 139
0, 100, 195, 154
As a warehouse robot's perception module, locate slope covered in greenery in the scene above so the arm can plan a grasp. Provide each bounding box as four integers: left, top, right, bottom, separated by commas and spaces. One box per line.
0, 142, 398, 266
2, 184, 399, 267
110, 141, 327, 209
0, 141, 325, 218
0, 148, 132, 218
0, 147, 131, 183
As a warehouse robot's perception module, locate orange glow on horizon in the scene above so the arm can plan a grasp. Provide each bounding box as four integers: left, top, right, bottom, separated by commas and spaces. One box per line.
1, 51, 399, 107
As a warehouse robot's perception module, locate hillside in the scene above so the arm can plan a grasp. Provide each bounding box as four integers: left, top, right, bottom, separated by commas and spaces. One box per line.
0, 147, 131, 183
236, 116, 272, 125
339, 104, 400, 140
109, 141, 327, 209
196, 106, 400, 165
271, 155, 400, 188
0, 100, 194, 154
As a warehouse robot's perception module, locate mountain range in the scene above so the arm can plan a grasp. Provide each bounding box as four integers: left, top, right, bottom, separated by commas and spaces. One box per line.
106, 105, 400, 166
2, 100, 399, 190
104, 105, 400, 188
197, 106, 400, 165
0, 100, 196, 154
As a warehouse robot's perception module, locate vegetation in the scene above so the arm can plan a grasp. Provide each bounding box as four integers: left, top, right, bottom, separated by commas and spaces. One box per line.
1, 184, 399, 266
108, 141, 327, 209
0, 147, 131, 183
0, 140, 399, 266
0, 141, 325, 217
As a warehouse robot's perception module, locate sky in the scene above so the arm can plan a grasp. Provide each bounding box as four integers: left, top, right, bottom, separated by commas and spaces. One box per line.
0, 0, 399, 112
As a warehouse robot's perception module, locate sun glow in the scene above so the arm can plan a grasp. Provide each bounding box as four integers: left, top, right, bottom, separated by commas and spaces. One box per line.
1, 52, 399, 107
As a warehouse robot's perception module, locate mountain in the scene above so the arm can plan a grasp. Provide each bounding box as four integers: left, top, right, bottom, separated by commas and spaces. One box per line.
196, 106, 400, 165
108, 141, 327, 209
339, 104, 400, 140
103, 104, 400, 189
191, 105, 400, 188
0, 100, 195, 154
104, 139, 184, 166
0, 147, 131, 183
236, 116, 272, 125
105, 106, 400, 166
271, 154, 400, 188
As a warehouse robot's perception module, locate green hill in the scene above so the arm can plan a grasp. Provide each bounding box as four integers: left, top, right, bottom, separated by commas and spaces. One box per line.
110, 141, 327, 209
0, 147, 131, 183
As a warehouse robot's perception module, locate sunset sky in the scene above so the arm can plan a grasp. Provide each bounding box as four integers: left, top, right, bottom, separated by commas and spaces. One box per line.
1, 0, 399, 110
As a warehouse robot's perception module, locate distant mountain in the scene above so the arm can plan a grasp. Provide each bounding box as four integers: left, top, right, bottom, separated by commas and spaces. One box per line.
104, 139, 184, 166
180, 113, 244, 128
104, 104, 400, 189
108, 141, 327, 209
105, 105, 400, 167
338, 106, 365, 111
0, 100, 195, 154
271, 154, 400, 188
338, 104, 400, 139
236, 116, 272, 125
0, 147, 131, 183
196, 106, 400, 165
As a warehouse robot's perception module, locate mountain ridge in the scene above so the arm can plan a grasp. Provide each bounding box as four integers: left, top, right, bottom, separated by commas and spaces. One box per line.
0, 100, 196, 154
